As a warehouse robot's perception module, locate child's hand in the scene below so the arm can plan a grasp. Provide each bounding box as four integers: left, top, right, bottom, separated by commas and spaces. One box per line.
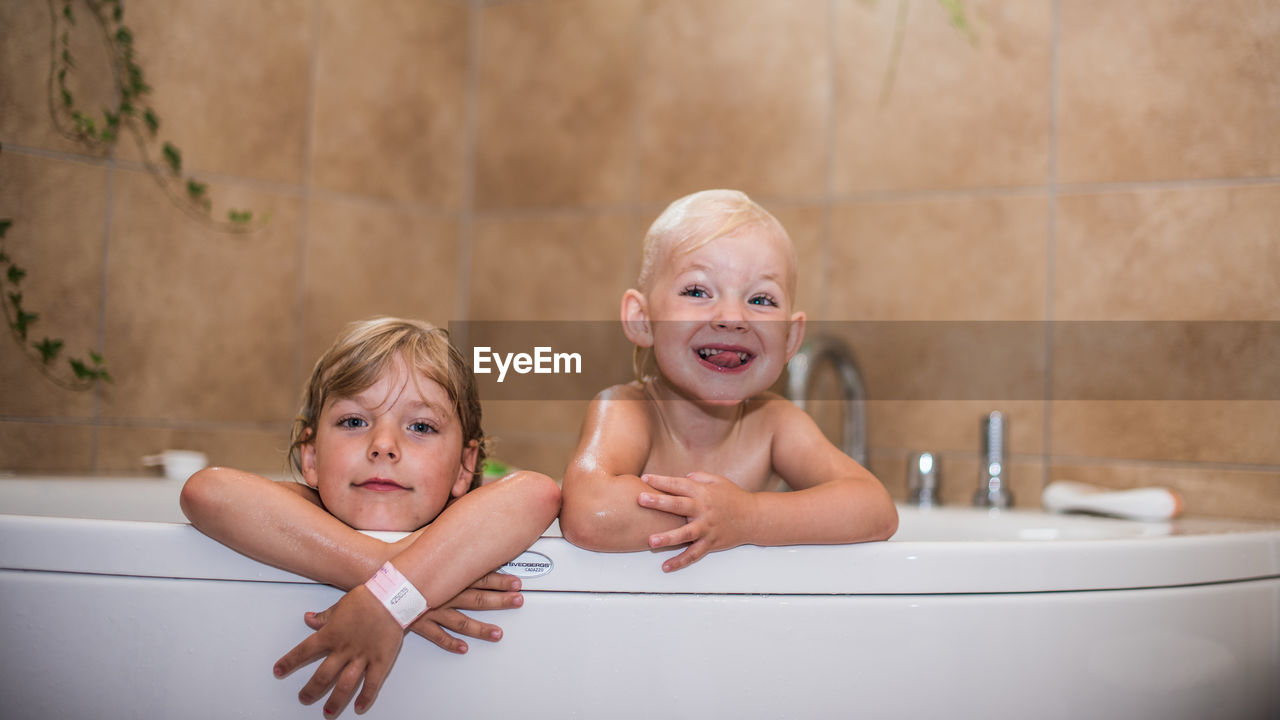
302, 574, 522, 655
406, 572, 524, 654
637, 472, 761, 572
274, 586, 404, 718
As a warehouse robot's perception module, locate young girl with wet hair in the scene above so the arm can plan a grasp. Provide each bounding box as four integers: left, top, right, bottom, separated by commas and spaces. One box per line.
182, 317, 560, 718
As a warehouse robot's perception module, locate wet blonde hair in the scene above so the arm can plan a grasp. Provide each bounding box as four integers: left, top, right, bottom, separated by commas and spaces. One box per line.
633, 189, 797, 379
289, 317, 486, 489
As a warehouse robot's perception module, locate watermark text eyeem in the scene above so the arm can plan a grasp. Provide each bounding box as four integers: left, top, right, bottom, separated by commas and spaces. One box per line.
473, 346, 582, 383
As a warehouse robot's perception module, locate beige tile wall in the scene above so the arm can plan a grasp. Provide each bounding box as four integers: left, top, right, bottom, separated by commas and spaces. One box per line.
1, 0, 1276, 519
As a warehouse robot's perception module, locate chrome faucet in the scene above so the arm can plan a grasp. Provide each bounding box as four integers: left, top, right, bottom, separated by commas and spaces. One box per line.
973, 411, 1013, 508
784, 335, 867, 467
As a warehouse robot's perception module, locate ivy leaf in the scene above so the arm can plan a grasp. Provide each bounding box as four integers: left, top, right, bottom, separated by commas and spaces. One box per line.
143, 108, 160, 134
63, 3, 75, 24
162, 143, 182, 174
69, 357, 90, 380
33, 337, 64, 364
186, 180, 208, 199
115, 27, 133, 46
14, 310, 38, 340
937, 0, 976, 43
0, 218, 11, 237
7, 265, 25, 284
228, 209, 253, 224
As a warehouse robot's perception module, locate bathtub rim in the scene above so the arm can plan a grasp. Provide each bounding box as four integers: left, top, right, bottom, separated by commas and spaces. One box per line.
3, 510, 1278, 596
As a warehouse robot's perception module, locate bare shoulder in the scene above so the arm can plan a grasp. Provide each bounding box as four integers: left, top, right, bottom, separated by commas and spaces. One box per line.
571, 382, 655, 476
586, 382, 655, 427
746, 390, 815, 431
595, 381, 648, 404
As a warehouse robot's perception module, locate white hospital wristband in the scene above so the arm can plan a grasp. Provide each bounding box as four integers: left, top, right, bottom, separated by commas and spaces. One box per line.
365, 562, 429, 629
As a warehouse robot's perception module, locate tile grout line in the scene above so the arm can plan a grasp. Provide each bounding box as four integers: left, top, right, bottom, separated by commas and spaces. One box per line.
818, 0, 839, 322
455, 1, 483, 323
292, 0, 323, 397
1042, 0, 1062, 491
90, 133, 116, 474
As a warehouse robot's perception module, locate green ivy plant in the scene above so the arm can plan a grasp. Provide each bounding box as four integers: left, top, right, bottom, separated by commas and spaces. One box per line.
0, 213, 110, 390
48, 0, 259, 229
4, 0, 270, 392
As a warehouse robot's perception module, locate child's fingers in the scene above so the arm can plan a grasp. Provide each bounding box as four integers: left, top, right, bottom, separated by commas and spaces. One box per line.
408, 617, 469, 655
469, 571, 522, 593
321, 660, 367, 718
648, 520, 702, 549
303, 608, 331, 631
638, 491, 696, 517
429, 608, 506, 642
444, 586, 524, 612
274, 633, 327, 680
662, 540, 709, 573
295, 653, 345, 706
640, 473, 694, 497
352, 658, 392, 716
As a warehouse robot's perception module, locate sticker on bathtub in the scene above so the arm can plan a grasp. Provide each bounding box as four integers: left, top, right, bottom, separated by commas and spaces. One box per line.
499, 550, 553, 578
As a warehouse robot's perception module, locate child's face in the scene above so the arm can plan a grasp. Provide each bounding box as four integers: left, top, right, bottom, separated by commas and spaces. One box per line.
300, 357, 474, 532
634, 223, 805, 405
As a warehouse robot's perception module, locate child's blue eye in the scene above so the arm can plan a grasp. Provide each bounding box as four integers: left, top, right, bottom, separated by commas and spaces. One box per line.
749, 294, 778, 307
680, 285, 709, 298
337, 416, 367, 429
409, 422, 436, 434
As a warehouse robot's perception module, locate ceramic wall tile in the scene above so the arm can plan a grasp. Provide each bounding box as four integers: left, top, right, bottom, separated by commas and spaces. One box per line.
100, 168, 300, 424
474, 0, 641, 210
96, 424, 291, 476
1054, 185, 1280, 320
832, 0, 1053, 193
827, 195, 1048, 320
122, 0, 311, 184
635, 0, 830, 203
312, 0, 468, 206
0, 421, 96, 473
468, 212, 633, 320
302, 195, 460, 365
1058, 0, 1280, 183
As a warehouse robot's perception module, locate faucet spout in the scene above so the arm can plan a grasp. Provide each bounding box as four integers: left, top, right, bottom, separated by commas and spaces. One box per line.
973, 411, 1014, 508
784, 335, 868, 467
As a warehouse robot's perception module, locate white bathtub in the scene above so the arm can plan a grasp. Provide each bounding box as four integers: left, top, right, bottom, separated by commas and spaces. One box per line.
1, 475, 1277, 719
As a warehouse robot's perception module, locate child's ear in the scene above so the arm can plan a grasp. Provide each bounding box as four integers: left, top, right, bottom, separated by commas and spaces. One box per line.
299, 429, 320, 489
621, 288, 654, 348
453, 440, 480, 497
785, 310, 807, 361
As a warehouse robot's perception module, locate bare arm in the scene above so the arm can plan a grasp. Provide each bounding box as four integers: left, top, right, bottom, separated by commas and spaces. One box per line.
559, 387, 685, 551
181, 466, 556, 653
272, 471, 561, 716
377, 470, 561, 608
180, 466, 390, 588
759, 402, 898, 545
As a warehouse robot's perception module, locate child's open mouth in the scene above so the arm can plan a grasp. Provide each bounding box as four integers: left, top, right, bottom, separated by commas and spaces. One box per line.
355, 478, 408, 492
695, 346, 754, 370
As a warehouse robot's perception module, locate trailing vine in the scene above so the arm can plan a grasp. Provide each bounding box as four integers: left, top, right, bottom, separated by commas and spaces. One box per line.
4, 0, 271, 392
0, 212, 110, 390
47, 0, 260, 229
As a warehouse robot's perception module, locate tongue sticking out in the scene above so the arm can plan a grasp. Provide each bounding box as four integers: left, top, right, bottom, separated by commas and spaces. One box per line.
702, 349, 746, 369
